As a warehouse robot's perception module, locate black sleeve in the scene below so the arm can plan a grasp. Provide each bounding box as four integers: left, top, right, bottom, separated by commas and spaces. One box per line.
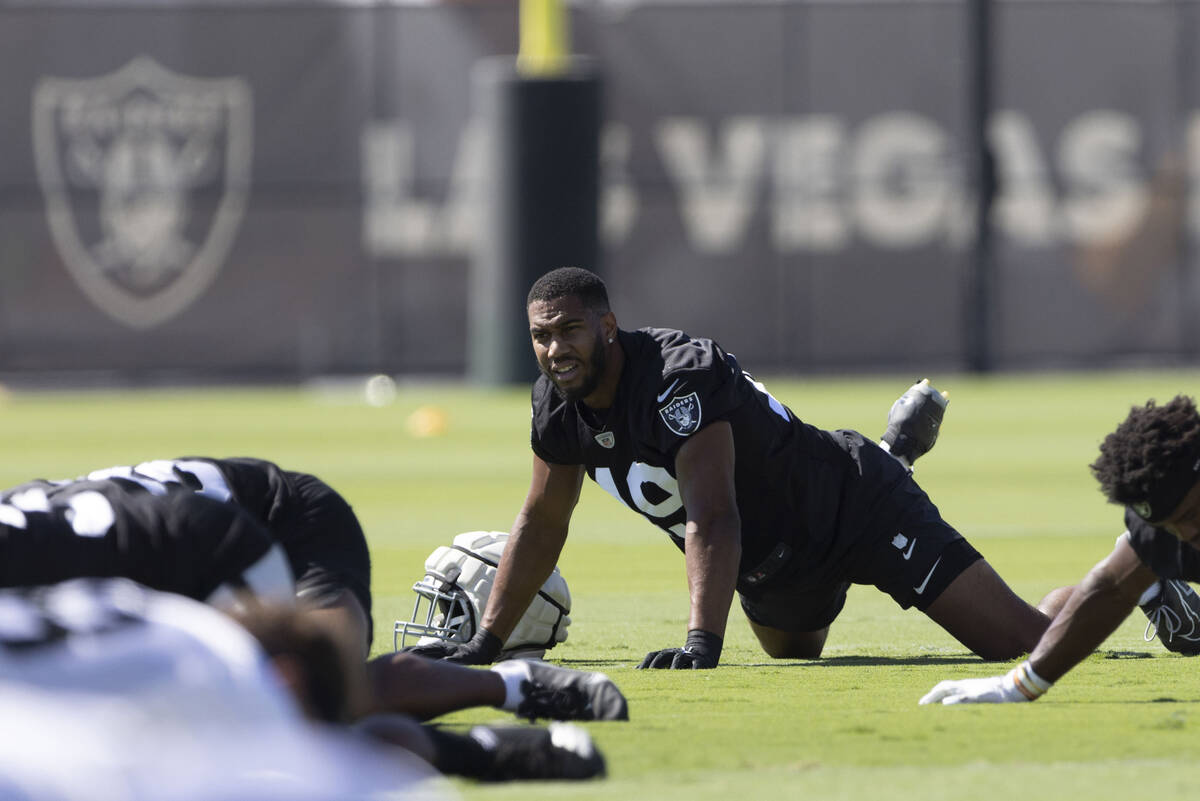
646, 357, 747, 458
1124, 508, 1200, 581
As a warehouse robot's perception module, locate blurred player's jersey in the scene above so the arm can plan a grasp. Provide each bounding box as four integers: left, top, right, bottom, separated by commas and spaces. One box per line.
531, 327, 912, 589
4, 457, 373, 640
0, 480, 290, 604
0, 578, 451, 801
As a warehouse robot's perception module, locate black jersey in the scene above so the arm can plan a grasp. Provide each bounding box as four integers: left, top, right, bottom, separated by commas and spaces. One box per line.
1125, 508, 1200, 581
0, 481, 273, 601
5, 458, 373, 637
530, 327, 911, 587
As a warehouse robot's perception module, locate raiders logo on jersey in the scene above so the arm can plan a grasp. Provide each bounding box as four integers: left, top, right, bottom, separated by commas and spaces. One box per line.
658, 392, 702, 436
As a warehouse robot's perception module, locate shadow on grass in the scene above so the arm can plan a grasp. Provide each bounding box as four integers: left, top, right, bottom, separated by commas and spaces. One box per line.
554, 650, 1169, 670
738, 655, 990, 668
554, 654, 988, 669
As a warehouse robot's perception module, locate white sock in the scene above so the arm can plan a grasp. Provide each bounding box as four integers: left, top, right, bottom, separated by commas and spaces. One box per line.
491, 660, 533, 711
1138, 582, 1163, 607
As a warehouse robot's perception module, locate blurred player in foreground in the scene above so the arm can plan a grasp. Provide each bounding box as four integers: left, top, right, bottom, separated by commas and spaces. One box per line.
0, 463, 617, 781
0, 578, 449, 801
922, 395, 1200, 704
410, 267, 1052, 670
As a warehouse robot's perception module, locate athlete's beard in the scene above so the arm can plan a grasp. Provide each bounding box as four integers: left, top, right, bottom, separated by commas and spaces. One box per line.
546, 332, 608, 404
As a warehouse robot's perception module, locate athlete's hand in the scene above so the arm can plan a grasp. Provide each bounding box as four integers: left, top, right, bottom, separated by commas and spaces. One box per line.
637, 629, 722, 670
919, 674, 1027, 705
920, 661, 1051, 705
404, 628, 502, 665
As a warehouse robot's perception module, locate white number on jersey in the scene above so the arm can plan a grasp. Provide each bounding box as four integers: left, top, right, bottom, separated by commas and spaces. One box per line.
86, 459, 233, 502
595, 463, 686, 538
0, 490, 115, 538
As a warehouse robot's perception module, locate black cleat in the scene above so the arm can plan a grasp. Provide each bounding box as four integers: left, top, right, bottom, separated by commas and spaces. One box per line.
1141, 578, 1200, 655
470, 723, 606, 781
501, 660, 630, 721
881, 378, 950, 469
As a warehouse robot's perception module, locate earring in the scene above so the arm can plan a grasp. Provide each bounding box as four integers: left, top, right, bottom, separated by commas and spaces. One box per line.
608, 337, 614, 344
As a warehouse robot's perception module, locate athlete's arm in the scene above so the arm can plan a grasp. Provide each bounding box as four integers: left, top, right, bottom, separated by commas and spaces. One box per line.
921, 535, 1156, 704
677, 421, 741, 637
1027, 535, 1155, 680
639, 421, 741, 669
479, 455, 584, 643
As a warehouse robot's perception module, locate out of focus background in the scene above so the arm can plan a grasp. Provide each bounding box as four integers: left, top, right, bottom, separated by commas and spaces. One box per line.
3, 0, 1198, 386
4, 4, 1200, 797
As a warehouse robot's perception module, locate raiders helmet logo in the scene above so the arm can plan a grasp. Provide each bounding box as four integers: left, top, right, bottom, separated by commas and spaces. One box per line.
659, 392, 701, 437
32, 56, 253, 329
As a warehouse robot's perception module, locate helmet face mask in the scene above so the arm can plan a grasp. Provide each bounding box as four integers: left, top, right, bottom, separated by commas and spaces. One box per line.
393, 531, 571, 659
395, 565, 476, 648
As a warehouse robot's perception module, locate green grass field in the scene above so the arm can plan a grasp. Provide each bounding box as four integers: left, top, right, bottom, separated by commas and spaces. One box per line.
3, 369, 1200, 799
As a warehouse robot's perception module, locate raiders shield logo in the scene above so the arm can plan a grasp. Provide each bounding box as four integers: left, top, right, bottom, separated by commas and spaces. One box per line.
659, 392, 702, 437
594, 431, 616, 449
32, 56, 253, 329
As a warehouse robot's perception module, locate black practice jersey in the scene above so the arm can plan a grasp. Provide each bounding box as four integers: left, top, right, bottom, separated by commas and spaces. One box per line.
0, 480, 273, 600
531, 327, 911, 587
3, 458, 373, 631
1125, 508, 1200, 581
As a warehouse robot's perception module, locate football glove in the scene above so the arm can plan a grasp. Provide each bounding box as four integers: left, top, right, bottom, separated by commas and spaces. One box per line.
919, 661, 1051, 705
404, 628, 503, 665
637, 629, 722, 670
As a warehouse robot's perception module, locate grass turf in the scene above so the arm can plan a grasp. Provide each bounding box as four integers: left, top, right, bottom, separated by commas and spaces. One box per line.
2, 369, 1200, 798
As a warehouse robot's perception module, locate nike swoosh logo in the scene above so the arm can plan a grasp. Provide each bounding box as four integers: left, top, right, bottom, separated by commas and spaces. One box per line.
657, 378, 682, 403
902, 538, 917, 560
914, 557, 942, 595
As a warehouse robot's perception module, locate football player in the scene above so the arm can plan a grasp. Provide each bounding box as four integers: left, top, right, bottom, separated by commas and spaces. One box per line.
409, 266, 1053, 669
0, 458, 627, 729
922, 395, 1200, 704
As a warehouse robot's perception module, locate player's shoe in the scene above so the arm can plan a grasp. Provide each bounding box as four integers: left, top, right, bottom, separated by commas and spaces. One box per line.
881, 378, 950, 469
506, 660, 629, 721
1140, 578, 1200, 655
470, 723, 606, 781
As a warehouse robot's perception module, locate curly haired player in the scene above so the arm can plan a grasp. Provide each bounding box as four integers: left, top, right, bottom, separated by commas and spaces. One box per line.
922, 395, 1200, 705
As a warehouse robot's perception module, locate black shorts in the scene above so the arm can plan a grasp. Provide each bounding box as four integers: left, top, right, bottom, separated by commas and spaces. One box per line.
277, 473, 374, 646
738, 479, 982, 632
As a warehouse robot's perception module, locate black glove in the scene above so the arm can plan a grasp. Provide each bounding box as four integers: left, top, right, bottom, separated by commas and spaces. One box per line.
403, 628, 503, 665
636, 629, 722, 670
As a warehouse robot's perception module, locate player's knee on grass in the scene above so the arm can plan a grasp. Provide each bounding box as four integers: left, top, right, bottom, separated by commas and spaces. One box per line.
748, 620, 829, 659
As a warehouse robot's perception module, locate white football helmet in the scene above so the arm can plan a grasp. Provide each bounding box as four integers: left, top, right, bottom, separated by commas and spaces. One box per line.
393, 531, 571, 660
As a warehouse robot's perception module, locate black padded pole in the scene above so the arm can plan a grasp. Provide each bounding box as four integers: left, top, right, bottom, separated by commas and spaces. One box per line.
468, 59, 602, 385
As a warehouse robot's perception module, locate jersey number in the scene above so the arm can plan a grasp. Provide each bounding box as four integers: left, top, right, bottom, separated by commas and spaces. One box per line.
595, 463, 686, 538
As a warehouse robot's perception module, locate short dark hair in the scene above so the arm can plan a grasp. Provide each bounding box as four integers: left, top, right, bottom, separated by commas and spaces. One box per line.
1090, 395, 1200, 521
526, 267, 610, 314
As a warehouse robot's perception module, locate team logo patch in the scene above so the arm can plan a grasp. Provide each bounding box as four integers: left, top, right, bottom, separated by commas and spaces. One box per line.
659, 392, 701, 436
594, 431, 616, 449
32, 56, 253, 329
1132, 500, 1153, 521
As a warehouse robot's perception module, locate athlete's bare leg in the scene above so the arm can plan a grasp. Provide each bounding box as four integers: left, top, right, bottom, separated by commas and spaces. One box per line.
366, 652, 506, 721
924, 559, 1051, 660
